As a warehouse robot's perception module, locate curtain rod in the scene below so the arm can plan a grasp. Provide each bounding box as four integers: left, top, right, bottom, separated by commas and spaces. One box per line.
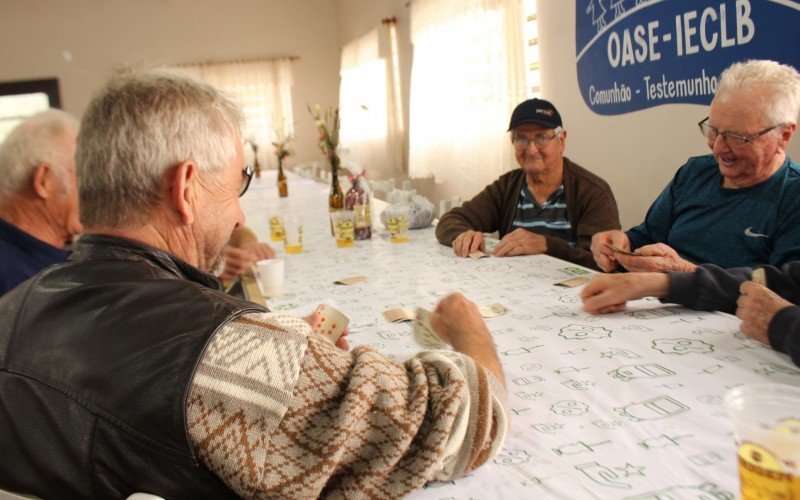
177, 55, 299, 68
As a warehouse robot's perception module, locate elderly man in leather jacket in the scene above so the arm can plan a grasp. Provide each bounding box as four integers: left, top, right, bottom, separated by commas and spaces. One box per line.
0, 70, 508, 498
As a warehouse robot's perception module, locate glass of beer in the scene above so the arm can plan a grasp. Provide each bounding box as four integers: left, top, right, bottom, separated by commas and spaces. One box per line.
384, 204, 410, 244
283, 214, 303, 254
331, 210, 355, 248
724, 383, 800, 499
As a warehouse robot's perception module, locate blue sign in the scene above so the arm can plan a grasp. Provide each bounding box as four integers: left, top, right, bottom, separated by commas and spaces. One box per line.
576, 0, 800, 115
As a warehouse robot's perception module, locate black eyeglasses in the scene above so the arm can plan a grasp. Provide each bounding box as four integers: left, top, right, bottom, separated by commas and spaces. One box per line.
239, 165, 254, 197
698, 117, 782, 147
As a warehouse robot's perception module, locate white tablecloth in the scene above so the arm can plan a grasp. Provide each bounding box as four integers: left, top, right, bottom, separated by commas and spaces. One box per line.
240, 171, 800, 499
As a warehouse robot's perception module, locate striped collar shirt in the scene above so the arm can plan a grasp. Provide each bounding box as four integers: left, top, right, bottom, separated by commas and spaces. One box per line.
512, 183, 574, 245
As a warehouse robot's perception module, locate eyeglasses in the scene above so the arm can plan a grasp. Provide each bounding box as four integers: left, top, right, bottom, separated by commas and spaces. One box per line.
512, 128, 562, 150
698, 117, 781, 146
239, 165, 254, 197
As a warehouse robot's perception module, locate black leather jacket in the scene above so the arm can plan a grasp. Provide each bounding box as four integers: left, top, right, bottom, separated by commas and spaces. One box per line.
0, 234, 265, 498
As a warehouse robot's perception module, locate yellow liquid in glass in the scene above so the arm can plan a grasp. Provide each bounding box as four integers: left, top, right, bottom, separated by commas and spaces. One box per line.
336, 240, 354, 248
391, 236, 408, 244
285, 245, 302, 254
737, 443, 800, 499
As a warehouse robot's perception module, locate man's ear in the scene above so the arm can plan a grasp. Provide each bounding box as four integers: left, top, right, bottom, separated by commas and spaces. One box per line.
170, 161, 197, 225
31, 163, 54, 199
779, 123, 796, 148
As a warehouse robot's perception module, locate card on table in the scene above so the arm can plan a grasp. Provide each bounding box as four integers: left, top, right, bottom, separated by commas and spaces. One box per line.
554, 276, 591, 288
335, 275, 368, 285
752, 268, 767, 286
382, 307, 416, 323
479, 303, 508, 317
314, 303, 350, 344
469, 251, 488, 260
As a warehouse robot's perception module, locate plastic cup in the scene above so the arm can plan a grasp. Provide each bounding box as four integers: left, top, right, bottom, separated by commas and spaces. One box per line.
283, 214, 303, 254
385, 204, 410, 244
331, 210, 355, 248
269, 214, 284, 242
724, 383, 800, 499
256, 258, 284, 298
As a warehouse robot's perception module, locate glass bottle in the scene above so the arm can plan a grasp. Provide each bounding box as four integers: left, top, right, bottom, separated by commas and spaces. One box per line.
328, 156, 344, 235
345, 173, 371, 240
253, 142, 262, 178
277, 157, 288, 197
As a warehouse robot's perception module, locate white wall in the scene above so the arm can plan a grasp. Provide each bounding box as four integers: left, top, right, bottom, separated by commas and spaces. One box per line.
537, 1, 800, 228
0, 0, 342, 164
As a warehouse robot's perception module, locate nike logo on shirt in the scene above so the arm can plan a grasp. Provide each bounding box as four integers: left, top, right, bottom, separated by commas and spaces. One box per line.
744, 227, 769, 238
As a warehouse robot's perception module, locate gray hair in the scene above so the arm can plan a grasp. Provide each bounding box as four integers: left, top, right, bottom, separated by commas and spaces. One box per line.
76, 68, 244, 228
716, 59, 800, 126
0, 109, 79, 202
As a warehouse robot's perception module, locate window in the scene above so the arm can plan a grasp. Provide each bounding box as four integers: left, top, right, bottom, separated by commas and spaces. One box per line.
338, 19, 403, 176
0, 78, 60, 142
407, 0, 526, 195
178, 58, 295, 169
524, 0, 541, 98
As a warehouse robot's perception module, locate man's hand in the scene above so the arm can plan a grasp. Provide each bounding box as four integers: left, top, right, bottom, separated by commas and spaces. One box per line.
590, 230, 629, 272
581, 273, 670, 314
430, 293, 504, 385
492, 228, 547, 257
218, 243, 276, 280
736, 281, 793, 345
452, 230, 485, 257
305, 311, 350, 351
615, 243, 697, 273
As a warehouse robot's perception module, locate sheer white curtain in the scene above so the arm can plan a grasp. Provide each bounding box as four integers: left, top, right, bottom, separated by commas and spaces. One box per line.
408, 0, 525, 195
179, 58, 294, 169
338, 24, 403, 177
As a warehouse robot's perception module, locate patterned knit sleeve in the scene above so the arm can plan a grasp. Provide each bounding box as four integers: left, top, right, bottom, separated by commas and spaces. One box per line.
186, 312, 508, 499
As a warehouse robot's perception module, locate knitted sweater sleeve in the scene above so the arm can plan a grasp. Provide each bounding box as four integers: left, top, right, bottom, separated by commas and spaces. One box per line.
186, 312, 508, 498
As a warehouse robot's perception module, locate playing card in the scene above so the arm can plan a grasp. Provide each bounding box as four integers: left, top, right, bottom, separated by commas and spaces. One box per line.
413, 308, 446, 349
479, 303, 508, 317
382, 308, 416, 323
335, 275, 368, 285
751, 268, 767, 286
469, 251, 488, 259
554, 276, 591, 287
314, 303, 350, 344
607, 244, 638, 256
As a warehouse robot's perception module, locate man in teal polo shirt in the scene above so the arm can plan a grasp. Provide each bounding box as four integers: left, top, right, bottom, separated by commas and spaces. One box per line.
0, 109, 82, 295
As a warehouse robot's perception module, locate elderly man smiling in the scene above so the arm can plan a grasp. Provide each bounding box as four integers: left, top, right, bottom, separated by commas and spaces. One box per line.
436, 98, 620, 269
591, 59, 800, 273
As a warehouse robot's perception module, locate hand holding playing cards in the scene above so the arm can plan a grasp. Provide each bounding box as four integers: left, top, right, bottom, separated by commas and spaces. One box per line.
581, 273, 670, 314
429, 293, 505, 386
492, 228, 547, 257
615, 243, 697, 273
452, 230, 485, 257
305, 310, 350, 351
736, 281, 792, 345
590, 230, 630, 272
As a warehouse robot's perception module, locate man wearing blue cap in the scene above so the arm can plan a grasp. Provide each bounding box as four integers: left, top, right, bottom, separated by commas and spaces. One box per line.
436, 98, 620, 269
